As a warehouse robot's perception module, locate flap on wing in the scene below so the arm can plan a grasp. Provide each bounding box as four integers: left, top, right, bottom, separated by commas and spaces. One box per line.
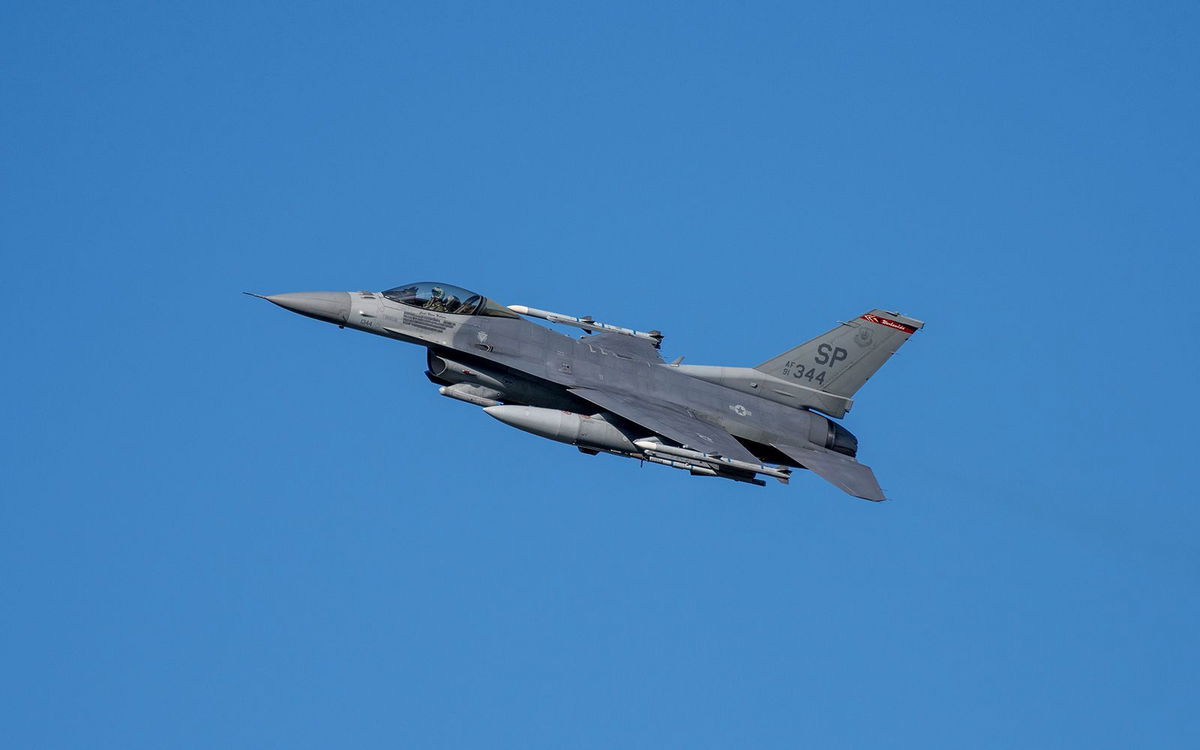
570, 387, 760, 464
773, 444, 886, 501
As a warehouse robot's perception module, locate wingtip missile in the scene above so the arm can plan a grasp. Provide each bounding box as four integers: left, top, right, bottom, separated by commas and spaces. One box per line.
507, 304, 664, 347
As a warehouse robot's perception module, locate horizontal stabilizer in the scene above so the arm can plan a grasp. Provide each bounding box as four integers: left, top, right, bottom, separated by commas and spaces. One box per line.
773, 444, 886, 501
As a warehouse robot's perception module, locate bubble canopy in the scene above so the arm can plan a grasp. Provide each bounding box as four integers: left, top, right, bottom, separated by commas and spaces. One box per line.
381, 282, 517, 317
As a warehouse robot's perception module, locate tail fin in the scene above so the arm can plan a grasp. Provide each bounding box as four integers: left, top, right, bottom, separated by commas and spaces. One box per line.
755, 310, 924, 399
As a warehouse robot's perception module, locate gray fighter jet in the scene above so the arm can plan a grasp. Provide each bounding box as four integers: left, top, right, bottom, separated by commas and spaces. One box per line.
248, 282, 923, 500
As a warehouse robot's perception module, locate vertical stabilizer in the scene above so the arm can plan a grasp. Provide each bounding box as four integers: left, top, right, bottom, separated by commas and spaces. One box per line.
755, 310, 923, 400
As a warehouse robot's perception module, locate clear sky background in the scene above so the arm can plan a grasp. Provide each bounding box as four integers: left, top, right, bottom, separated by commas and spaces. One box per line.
3, 2, 1198, 747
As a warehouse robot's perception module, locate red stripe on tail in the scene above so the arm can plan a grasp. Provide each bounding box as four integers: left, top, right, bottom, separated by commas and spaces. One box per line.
860, 313, 917, 334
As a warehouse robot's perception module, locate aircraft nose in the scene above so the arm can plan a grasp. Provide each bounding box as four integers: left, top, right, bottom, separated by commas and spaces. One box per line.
262, 292, 351, 324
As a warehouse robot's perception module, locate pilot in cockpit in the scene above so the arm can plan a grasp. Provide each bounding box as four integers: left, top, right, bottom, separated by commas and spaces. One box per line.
424, 286, 448, 312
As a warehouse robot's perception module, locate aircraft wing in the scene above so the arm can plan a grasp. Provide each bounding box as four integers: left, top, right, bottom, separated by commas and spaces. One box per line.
772, 443, 886, 501
568, 387, 761, 464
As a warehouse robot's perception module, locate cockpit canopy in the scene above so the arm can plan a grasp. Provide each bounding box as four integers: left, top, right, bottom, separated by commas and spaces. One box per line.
381, 282, 517, 317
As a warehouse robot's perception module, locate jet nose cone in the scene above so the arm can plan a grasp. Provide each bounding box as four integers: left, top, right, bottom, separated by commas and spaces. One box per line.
262, 292, 351, 323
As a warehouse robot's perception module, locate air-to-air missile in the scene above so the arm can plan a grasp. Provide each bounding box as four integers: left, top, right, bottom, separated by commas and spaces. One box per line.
506, 305, 664, 347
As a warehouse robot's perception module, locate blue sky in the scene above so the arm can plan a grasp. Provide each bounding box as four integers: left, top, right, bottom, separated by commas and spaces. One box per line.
3, 2, 1198, 747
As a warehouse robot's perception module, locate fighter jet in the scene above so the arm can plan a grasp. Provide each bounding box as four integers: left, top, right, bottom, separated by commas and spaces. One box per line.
248, 282, 923, 500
